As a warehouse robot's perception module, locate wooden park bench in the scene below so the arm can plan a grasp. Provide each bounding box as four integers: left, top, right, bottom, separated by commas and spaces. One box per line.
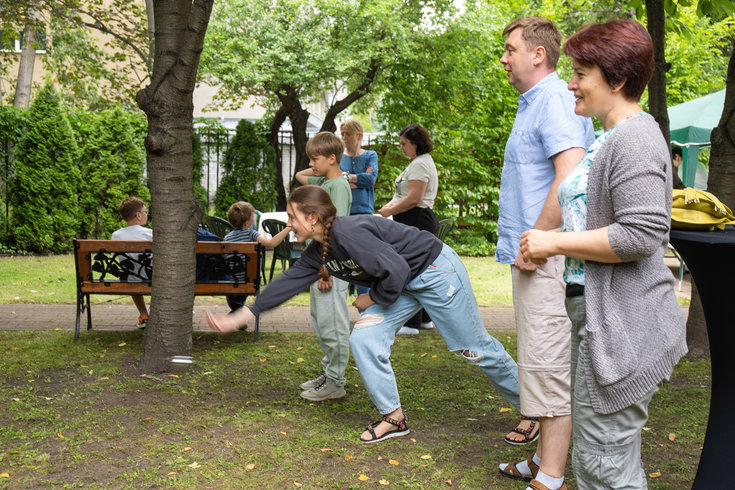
73, 239, 262, 341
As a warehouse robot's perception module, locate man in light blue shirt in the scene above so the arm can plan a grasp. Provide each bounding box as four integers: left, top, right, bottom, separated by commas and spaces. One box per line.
495, 16, 594, 490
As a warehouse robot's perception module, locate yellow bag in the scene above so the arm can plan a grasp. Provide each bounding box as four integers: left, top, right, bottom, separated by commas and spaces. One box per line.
671, 187, 735, 231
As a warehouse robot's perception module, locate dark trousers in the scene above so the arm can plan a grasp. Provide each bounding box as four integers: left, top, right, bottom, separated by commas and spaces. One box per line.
393, 206, 439, 328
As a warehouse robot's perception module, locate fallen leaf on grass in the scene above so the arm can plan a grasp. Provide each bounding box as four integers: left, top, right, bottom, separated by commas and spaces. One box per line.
320, 448, 332, 452
294, 483, 302, 487
1, 472, 9, 478
188, 462, 201, 469
278, 413, 287, 418
377, 456, 383, 460
12, 398, 19, 402
280, 431, 287, 435
668, 433, 676, 441
203, 371, 213, 375
168, 374, 179, 378
183, 447, 192, 452
410, 438, 416, 443
268, 345, 276, 349
167, 472, 176, 476
245, 463, 255, 470
118, 342, 126, 347
444, 480, 453, 486
200, 425, 207, 429
358, 474, 370, 481
467, 418, 477, 421
57, 432, 64, 439
420, 353, 428, 357
143, 417, 155, 421
379, 479, 390, 485
499, 408, 512, 413
260, 358, 267, 363
345, 455, 353, 461
420, 454, 432, 460
226, 441, 234, 447
99, 377, 109, 381
296, 358, 305, 363
389, 459, 399, 465
642, 426, 651, 431
649, 472, 661, 478
297, 346, 303, 351
431, 355, 438, 358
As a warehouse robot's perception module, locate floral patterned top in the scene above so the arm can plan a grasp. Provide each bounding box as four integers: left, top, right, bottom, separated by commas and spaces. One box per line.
557, 112, 645, 286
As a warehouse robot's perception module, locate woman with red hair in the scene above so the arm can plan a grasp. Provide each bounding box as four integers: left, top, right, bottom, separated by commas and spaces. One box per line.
520, 19, 687, 489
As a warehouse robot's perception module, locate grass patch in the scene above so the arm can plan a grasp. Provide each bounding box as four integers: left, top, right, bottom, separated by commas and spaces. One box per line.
0, 330, 707, 488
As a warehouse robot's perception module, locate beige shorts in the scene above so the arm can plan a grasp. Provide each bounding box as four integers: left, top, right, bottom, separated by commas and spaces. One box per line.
512, 255, 572, 417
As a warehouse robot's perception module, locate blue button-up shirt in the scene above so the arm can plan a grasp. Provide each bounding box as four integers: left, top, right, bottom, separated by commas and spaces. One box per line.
495, 72, 595, 264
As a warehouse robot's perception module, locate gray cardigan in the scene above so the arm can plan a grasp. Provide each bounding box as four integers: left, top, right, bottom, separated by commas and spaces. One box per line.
583, 114, 688, 414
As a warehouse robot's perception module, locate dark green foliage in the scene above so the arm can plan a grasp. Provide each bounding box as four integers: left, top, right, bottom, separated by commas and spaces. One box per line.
71, 107, 149, 239
192, 129, 208, 206
9, 83, 81, 252
214, 119, 276, 217
0, 105, 26, 244
376, 24, 517, 255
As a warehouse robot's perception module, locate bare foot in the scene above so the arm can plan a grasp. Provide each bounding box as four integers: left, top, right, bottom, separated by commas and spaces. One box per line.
504, 417, 539, 445
205, 310, 239, 333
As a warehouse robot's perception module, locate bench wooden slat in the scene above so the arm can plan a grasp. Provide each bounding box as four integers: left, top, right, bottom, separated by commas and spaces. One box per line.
73, 238, 262, 341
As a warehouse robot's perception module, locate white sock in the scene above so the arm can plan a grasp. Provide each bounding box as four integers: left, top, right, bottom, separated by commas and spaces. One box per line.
529, 469, 564, 490
532, 452, 541, 467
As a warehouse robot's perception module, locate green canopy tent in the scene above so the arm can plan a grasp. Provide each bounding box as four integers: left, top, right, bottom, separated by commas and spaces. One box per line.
668, 89, 724, 188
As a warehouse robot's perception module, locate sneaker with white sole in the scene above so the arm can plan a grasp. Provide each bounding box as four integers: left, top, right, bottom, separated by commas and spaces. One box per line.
419, 321, 435, 329
300, 377, 346, 401
299, 372, 326, 390
397, 326, 419, 335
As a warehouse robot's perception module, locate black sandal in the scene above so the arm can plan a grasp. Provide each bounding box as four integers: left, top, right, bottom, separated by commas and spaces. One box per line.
503, 415, 540, 446
359, 415, 410, 444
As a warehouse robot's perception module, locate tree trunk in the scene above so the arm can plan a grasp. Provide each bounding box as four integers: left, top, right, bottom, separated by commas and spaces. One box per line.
645, 0, 670, 145
267, 106, 289, 210
136, 0, 213, 372
693, 39, 735, 359
14, 22, 37, 108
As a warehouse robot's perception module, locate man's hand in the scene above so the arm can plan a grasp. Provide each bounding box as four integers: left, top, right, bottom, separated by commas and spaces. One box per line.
317, 276, 333, 291
353, 293, 375, 311
514, 250, 540, 270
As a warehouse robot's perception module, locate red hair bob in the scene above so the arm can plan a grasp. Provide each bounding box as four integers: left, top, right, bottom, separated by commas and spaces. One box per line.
563, 19, 653, 101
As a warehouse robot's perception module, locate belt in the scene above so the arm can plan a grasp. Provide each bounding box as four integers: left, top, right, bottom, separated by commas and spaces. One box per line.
566, 284, 585, 297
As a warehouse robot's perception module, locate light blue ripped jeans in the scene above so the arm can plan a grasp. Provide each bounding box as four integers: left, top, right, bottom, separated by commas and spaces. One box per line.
349, 245, 520, 414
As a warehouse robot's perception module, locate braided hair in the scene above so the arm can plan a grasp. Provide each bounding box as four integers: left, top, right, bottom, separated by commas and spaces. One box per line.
289, 185, 337, 280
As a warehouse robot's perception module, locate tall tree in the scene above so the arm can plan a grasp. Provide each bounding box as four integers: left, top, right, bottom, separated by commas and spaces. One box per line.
199, 0, 455, 208
136, 0, 213, 371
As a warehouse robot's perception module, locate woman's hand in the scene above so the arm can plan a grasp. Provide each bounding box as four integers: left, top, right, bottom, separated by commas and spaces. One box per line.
377, 204, 393, 217
519, 229, 561, 264
353, 293, 375, 311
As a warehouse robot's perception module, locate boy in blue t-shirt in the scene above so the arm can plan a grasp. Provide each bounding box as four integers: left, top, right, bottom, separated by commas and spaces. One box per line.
224, 201, 291, 311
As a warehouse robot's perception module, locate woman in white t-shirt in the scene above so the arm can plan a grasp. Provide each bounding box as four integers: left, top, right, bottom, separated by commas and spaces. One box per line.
378, 124, 439, 333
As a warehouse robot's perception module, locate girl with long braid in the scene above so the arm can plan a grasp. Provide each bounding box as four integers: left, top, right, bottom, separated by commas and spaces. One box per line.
207, 185, 521, 443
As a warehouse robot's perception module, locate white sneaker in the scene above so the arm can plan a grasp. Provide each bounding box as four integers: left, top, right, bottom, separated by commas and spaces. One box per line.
300, 377, 346, 401
397, 326, 419, 335
420, 321, 434, 329
299, 372, 326, 390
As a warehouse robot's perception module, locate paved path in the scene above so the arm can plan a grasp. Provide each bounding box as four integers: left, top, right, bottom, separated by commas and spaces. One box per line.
0, 303, 518, 334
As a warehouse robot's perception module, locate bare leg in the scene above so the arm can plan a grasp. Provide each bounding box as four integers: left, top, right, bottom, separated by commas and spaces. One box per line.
131, 294, 148, 317
536, 415, 572, 478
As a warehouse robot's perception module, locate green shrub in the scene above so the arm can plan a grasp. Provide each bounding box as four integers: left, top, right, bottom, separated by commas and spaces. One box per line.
9, 83, 81, 252
71, 107, 149, 238
0, 105, 27, 246
214, 119, 276, 217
